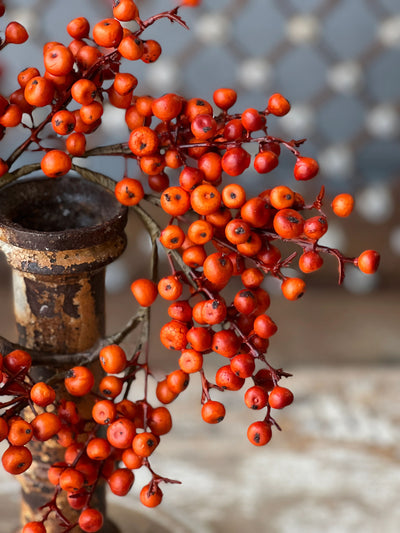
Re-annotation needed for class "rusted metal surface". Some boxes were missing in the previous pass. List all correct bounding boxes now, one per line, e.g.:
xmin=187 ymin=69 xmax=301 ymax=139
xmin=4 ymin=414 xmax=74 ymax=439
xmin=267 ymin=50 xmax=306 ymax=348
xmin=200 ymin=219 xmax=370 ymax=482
xmin=0 ymin=176 xmax=127 ymax=532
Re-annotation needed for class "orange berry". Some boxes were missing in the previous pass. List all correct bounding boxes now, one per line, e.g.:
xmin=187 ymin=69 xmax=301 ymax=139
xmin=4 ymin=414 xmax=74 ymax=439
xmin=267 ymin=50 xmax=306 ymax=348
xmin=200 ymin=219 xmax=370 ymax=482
xmin=140 ymin=483 xmax=163 ymax=507
xmin=132 ymin=432 xmax=158 ymax=457
xmin=52 ymin=110 xmax=76 ymax=135
xmin=147 ymin=406 xmax=172 ymax=436
xmin=8 ymin=419 xmax=33 ymax=446
xmin=241 ymin=107 xmax=266 ymax=132
xmin=254 ymin=150 xmax=279 ymax=173
xmin=244 ymin=385 xmax=269 ymax=410
xmin=2 ymin=445 xmax=32 ymax=474
xmin=201 ymin=298 xmax=227 ymax=325
xmin=253 ymin=315 xmax=278 ymax=339
xmin=268 ymin=386 xmax=294 ymax=409
xmin=201 ymin=400 xmax=225 ymax=424
xmin=71 ymin=79 xmax=97 ymax=105
xmin=222 ymin=183 xmax=246 ymax=209
xmin=59 ymin=467 xmax=85 ymax=492
xmin=270 ymin=185 xmax=295 ymax=209
xmin=241 ymin=268 xmax=264 ymax=289
xmin=5 ymin=22 xmax=28 ymax=44
xmin=158 ymin=276 xmax=183 ymax=301
xmin=78 ymin=508 xmax=104 ymax=533
xmin=92 ymin=18 xmax=123 ymax=48
xmin=203 ymin=252 xmax=233 ymax=287
xmin=179 ymin=349 xmax=203 ymax=374
xmin=247 ymin=421 xmax=272 ymax=446
xmin=108 ymin=468 xmax=135 ymax=496
xmin=215 ymin=365 xmax=245 ymax=391
xmin=30 ymin=382 xmax=56 ymax=407
xmin=190 ymin=184 xmax=221 ymax=215
xmin=152 ymin=93 xmax=183 ymax=121
xmin=0 ymin=104 xmax=22 ymax=128
xmin=225 ymin=219 xmax=251 ymax=245
xmin=160 ymin=186 xmax=190 ymax=216
xmin=356 ymin=250 xmax=380 ymax=274
xmin=221 ymin=146 xmax=251 ymax=176
xmin=22 ymin=522 xmax=46 ymax=533
xmin=99 ymin=344 xmax=127 ymax=374
xmin=156 ymin=379 xmax=178 ymax=404
xmin=299 ymin=250 xmax=323 ymax=273
xmin=86 ymin=438 xmax=111 ymax=461
xmin=159 ymin=224 xmax=185 ymax=249
xmin=281 ymin=277 xmax=306 ymax=301
xmin=114 ymin=177 xmax=144 ymax=206
xmin=273 ymin=209 xmax=304 ymax=239
xmin=303 ymin=215 xmax=328 ymax=240
xmin=76 ymin=45 xmax=102 ymax=70
xmin=230 ymin=353 xmax=255 ymax=379
xmin=331 ymin=193 xmax=354 ymax=217
xmin=267 ymin=93 xmax=290 ymax=116
xmin=294 ymin=156 xmax=319 ymax=181
xmin=118 ymin=35 xmax=144 ymax=60
xmin=31 ymin=412 xmax=61 ymax=441
xmin=122 ymin=448 xmax=143 ymax=469
xmin=198 ymin=151 xmax=222 ymax=182
xmin=107 ymin=86 xmax=133 ymax=109
xmin=44 ymin=44 xmax=74 ymax=76
xmin=130 ymin=278 xmax=158 ymax=307
xmin=99 ymin=375 xmax=123 ymax=399
xmin=66 ymin=132 xmax=86 ymax=156
xmin=17 ymin=67 xmax=40 ymax=89
xmin=166 ymin=369 xmax=189 ymax=394
xmin=241 ymin=197 xmax=273 ymax=228
xmin=92 ymin=399 xmax=117 ymax=425
xmin=128 ymin=126 xmax=159 ymax=156
xmin=24 ymin=76 xmax=54 ymax=107
xmin=107 ymin=418 xmax=136 ymax=449
xmin=40 ymin=150 xmax=71 ymax=178
xmin=66 ymin=17 xmax=90 ymax=39
xmin=213 ymin=87 xmax=237 ymax=110
xmin=113 ymin=0 xmax=139 ymax=22
xmin=141 ymin=39 xmax=162 ymax=63
xmin=125 ymin=104 xmax=146 ymax=130
xmin=65 ymin=366 xmax=94 ymax=396
xmin=212 ymin=329 xmax=240 ymax=357
xmin=113 ymin=72 xmax=138 ymax=95
xmin=160 ymin=321 xmax=188 ymax=351
xmin=79 ymin=101 xmax=104 ymax=125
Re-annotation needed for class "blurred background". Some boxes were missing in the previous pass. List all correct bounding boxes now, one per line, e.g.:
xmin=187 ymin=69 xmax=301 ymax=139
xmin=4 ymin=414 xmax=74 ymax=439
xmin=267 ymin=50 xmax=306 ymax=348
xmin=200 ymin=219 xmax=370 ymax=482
xmin=0 ymin=1 xmax=398 ymax=532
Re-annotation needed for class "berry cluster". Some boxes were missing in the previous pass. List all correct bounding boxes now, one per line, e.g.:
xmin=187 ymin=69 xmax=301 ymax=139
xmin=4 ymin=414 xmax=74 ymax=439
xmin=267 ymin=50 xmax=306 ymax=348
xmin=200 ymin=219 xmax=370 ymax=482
xmin=0 ymin=344 xmax=178 ymax=532
xmin=0 ymin=1 xmax=380 ymax=532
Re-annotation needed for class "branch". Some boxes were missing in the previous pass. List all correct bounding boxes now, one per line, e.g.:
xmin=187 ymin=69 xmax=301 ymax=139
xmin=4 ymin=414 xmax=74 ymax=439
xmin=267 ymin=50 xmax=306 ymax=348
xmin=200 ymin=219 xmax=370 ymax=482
xmin=0 ymin=162 xmax=41 ymax=189
xmin=71 ymin=163 xmax=116 ymax=192
xmin=135 ymin=7 xmax=189 ymax=35
xmin=80 ymin=143 xmax=131 ymax=158
xmin=105 ymin=308 xmax=147 ymax=346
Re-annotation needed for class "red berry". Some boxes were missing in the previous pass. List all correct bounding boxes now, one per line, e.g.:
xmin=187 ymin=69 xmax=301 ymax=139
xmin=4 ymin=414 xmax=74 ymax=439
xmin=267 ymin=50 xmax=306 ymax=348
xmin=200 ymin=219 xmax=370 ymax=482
xmin=247 ymin=421 xmax=272 ymax=446
xmin=294 ymin=157 xmax=319 ymax=181
xmin=78 ymin=508 xmax=104 ymax=532
xmin=356 ymin=250 xmax=380 ymax=274
xmin=267 ymin=93 xmax=290 ymax=116
xmin=268 ymin=386 xmax=294 ymax=409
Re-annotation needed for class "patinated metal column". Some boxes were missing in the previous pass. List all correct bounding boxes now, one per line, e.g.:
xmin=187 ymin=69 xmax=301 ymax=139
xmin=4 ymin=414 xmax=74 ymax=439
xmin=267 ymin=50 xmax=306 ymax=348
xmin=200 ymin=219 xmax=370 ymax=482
xmin=0 ymin=176 xmax=127 ymax=532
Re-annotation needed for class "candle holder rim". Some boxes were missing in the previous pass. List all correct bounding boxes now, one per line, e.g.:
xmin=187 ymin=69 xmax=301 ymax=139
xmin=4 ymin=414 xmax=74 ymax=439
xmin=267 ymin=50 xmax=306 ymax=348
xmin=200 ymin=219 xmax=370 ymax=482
xmin=0 ymin=175 xmax=128 ymax=252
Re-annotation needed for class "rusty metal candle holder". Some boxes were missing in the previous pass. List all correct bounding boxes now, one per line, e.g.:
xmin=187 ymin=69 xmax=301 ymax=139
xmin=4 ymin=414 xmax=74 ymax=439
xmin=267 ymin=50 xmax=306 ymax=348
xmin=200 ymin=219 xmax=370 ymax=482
xmin=0 ymin=176 xmax=127 ymax=532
